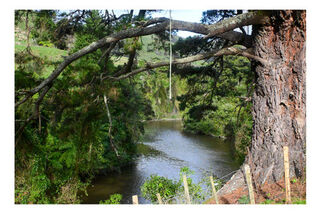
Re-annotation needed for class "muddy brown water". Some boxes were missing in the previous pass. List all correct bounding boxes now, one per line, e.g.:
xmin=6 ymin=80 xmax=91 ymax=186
xmin=81 ymin=120 xmax=240 ymax=204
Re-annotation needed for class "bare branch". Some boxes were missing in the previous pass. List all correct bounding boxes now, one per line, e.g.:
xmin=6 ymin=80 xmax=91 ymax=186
xmin=97 ymin=41 xmax=117 ymax=64
xmin=204 ymin=11 xmax=270 ymax=39
xmin=15 ymin=84 xmax=52 ymax=144
xmin=135 ymin=17 xmax=168 ymax=27
xmin=125 ymin=39 xmax=138 ymax=74
xmin=105 ymin=50 xmax=223 ymax=80
xmin=214 ymin=46 xmax=269 ymax=65
xmin=107 ymin=45 xmax=267 ymax=80
xmin=103 ymin=95 xmax=120 ymax=158
xmin=15 ymin=13 xmax=265 ymax=107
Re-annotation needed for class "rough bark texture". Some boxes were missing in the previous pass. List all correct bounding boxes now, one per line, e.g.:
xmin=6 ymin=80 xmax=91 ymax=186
xmin=218 ymin=10 xmax=306 ymax=195
xmin=250 ymin=10 xmax=306 ymax=185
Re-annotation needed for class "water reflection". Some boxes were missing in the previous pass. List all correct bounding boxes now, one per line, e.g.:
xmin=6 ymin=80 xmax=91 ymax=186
xmin=82 ymin=120 xmax=239 ymax=204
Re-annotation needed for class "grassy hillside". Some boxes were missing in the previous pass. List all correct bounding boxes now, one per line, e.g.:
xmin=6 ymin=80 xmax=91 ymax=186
xmin=113 ymin=34 xmax=170 ymax=67
xmin=138 ymin=34 xmax=206 ymax=67
xmin=15 ymin=44 xmax=68 ymax=79
xmin=15 ymin=26 xmax=186 ymax=119
xmin=15 ymin=25 xmax=68 ymax=79
xmin=138 ymin=35 xmax=169 ymax=62
xmin=15 ymin=29 xmax=178 ymax=74
xmin=15 ymin=44 xmax=67 ymax=61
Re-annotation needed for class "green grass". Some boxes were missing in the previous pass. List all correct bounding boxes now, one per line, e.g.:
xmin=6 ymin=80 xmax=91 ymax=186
xmin=260 ymin=197 xmax=306 ymax=204
xmin=15 ymin=39 xmax=68 ymax=79
xmin=238 ymin=195 xmax=250 ymax=204
xmin=14 ymin=30 xmax=183 ymax=79
xmin=138 ymin=35 xmax=169 ymax=62
xmin=111 ymin=35 xmax=172 ymax=67
xmin=138 ymin=35 xmax=209 ymax=67
xmin=292 ymin=198 xmax=306 ymax=204
xmin=15 ymin=44 xmax=67 ymax=61
xmin=110 ymin=56 xmax=128 ymax=66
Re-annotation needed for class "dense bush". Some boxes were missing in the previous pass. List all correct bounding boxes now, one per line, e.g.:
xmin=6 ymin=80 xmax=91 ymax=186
xmin=15 ymin=10 xmax=255 ymax=204
xmin=176 ymin=54 xmax=254 ymax=164
xmin=141 ymin=175 xmax=180 ymax=203
xmin=99 ymin=194 xmax=122 ymax=204
xmin=141 ymin=167 xmax=222 ymax=204
xmin=15 ymin=10 xmax=153 ymax=204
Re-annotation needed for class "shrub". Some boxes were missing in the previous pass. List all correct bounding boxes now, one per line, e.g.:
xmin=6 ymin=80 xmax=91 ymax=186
xmin=141 ymin=175 xmax=180 ymax=203
xmin=38 ymin=41 xmax=54 ymax=48
xmin=238 ymin=195 xmax=250 ymax=204
xmin=99 ymin=194 xmax=122 ymax=204
xmin=141 ymin=167 xmax=219 ymax=204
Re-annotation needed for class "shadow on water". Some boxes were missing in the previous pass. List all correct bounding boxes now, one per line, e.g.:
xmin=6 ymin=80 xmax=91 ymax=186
xmin=81 ymin=120 xmax=240 ymax=204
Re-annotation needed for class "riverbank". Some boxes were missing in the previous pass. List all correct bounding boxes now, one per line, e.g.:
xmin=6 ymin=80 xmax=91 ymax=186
xmin=182 ymin=128 xmax=227 ymax=140
xmin=206 ymin=177 xmax=306 ymax=204
xmin=144 ymin=118 xmax=228 ymax=139
xmin=142 ymin=118 xmax=182 ymax=122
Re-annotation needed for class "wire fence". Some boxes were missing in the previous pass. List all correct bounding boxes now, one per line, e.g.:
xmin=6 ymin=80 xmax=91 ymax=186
xmin=130 ymin=169 xmax=239 ymax=205
xmin=130 ymin=146 xmax=293 ymax=205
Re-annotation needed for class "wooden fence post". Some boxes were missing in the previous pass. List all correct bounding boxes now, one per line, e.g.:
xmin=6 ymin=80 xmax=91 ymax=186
xmin=156 ymin=193 xmax=163 ymax=204
xmin=244 ymin=164 xmax=255 ymax=204
xmin=209 ymin=176 xmax=219 ymax=204
xmin=182 ymin=174 xmax=191 ymax=204
xmin=132 ymin=195 xmax=139 ymax=205
xmin=283 ymin=146 xmax=292 ymax=204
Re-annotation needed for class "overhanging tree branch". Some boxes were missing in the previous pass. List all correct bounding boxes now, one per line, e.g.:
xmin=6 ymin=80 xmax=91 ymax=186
xmin=15 ymin=84 xmax=52 ymax=145
xmin=213 ymin=46 xmax=269 ymax=65
xmin=104 ymin=50 xmax=222 ymax=80
xmin=106 ymin=45 xmax=265 ymax=80
xmin=15 ymin=12 xmax=267 ymax=107
xmin=97 ymin=41 xmax=117 ymax=65
xmin=103 ymin=95 xmax=120 ymax=158
xmin=204 ymin=11 xmax=270 ymax=39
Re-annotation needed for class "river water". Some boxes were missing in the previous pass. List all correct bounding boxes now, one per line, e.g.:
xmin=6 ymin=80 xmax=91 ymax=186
xmin=81 ymin=120 xmax=240 ymax=204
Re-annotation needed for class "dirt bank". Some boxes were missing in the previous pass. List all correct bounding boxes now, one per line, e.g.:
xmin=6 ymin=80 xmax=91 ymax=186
xmin=207 ymin=178 xmax=306 ymax=204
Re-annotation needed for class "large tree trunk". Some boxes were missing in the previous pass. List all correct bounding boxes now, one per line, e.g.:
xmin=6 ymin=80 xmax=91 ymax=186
xmin=250 ymin=10 xmax=306 ymax=185
xmin=218 ymin=10 xmax=306 ymax=195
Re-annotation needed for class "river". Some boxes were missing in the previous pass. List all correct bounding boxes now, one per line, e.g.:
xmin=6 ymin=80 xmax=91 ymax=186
xmin=81 ymin=120 xmax=240 ymax=204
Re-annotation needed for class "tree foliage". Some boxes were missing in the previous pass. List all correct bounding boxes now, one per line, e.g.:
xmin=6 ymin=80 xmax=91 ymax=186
xmin=15 ymin=10 xmax=154 ymax=204
xmin=14 ymin=9 xmax=263 ymax=203
xmin=172 ymin=9 xmax=254 ymax=163
xmin=141 ymin=167 xmax=223 ymax=204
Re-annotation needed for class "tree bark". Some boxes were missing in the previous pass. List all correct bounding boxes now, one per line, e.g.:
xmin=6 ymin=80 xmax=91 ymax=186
xmin=204 ymin=11 xmax=270 ymax=39
xmin=103 ymin=95 xmax=120 ymax=158
xmin=218 ymin=10 xmax=306 ymax=196
xmin=250 ymin=10 xmax=306 ymax=185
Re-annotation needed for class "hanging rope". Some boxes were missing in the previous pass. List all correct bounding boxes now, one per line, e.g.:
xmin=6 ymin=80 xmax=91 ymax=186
xmin=169 ymin=10 xmax=172 ymax=100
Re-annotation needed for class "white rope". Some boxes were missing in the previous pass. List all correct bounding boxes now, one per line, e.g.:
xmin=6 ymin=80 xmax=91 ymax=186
xmin=169 ymin=10 xmax=172 ymax=100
